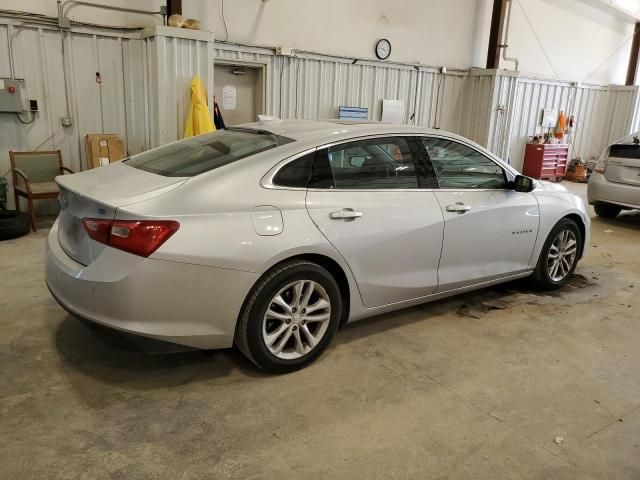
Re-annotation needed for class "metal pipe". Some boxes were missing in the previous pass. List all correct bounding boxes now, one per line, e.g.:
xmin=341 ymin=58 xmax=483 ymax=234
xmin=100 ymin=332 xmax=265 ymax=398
xmin=412 ymin=66 xmax=420 ymax=125
xmin=6 ymin=23 xmax=16 ymax=79
xmin=626 ymin=22 xmax=640 ymax=85
xmin=0 ymin=9 xmax=150 ymax=30
xmin=56 ymin=0 xmax=73 ymax=122
xmin=486 ymin=0 xmax=507 ymax=69
xmin=61 ymin=0 xmax=164 ymax=19
xmin=501 ymin=0 xmax=519 ymax=72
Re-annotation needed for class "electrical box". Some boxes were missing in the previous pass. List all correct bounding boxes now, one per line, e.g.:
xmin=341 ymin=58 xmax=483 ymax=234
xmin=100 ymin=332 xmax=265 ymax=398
xmin=0 ymin=78 xmax=24 ymax=113
xmin=275 ymin=46 xmax=295 ymax=57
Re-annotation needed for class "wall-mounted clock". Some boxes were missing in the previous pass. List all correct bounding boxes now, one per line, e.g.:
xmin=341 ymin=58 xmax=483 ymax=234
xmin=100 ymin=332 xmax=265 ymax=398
xmin=375 ymin=38 xmax=391 ymax=60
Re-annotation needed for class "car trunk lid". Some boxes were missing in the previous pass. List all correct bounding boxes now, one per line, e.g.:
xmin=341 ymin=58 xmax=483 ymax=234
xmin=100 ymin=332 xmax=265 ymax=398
xmin=605 ymin=143 xmax=640 ymax=186
xmin=56 ymin=162 xmax=187 ymax=265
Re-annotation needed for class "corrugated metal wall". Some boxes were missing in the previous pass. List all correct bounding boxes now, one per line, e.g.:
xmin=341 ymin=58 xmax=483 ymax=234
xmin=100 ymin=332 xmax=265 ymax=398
xmin=214 ymin=45 xmax=468 ymax=131
xmin=145 ymin=28 xmax=214 ymax=147
xmin=287 ymin=58 xmax=415 ymax=121
xmin=214 ymin=45 xmax=640 ymax=172
xmin=0 ymin=23 xmax=144 ymax=175
xmin=458 ymin=71 xmax=494 ymax=147
xmin=415 ymin=69 xmax=468 ymax=132
xmin=0 ymin=20 xmax=213 ymax=210
xmin=507 ymin=78 xmax=640 ymax=171
xmin=456 ymin=71 xmax=520 ymax=163
xmin=213 ymin=44 xmax=640 ymax=173
xmin=2 ymin=17 xmax=640 ymax=213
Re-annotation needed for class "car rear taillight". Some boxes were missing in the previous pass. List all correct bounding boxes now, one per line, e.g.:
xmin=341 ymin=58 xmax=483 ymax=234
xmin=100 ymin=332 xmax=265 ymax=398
xmin=82 ymin=218 xmax=179 ymax=257
xmin=594 ymin=148 xmax=610 ymax=174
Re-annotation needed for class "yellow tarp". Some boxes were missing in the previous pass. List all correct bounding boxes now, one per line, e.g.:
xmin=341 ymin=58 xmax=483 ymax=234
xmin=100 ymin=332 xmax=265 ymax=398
xmin=183 ymin=76 xmax=215 ymax=138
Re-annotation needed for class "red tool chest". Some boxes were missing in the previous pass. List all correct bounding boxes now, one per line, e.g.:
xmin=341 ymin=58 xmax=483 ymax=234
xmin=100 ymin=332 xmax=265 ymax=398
xmin=522 ymin=143 xmax=569 ymax=181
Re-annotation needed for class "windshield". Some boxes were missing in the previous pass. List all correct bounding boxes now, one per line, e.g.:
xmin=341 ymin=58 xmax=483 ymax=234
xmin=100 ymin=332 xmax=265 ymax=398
xmin=125 ymin=128 xmax=295 ymax=177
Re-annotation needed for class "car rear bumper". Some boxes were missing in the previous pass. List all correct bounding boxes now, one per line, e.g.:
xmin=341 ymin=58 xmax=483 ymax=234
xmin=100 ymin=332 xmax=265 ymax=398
xmin=45 ymin=221 xmax=259 ymax=349
xmin=588 ymin=172 xmax=640 ymax=209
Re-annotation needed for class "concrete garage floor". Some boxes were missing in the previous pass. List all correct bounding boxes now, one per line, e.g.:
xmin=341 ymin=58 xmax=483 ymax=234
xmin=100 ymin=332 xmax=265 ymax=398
xmin=1 ymin=182 xmax=639 ymax=479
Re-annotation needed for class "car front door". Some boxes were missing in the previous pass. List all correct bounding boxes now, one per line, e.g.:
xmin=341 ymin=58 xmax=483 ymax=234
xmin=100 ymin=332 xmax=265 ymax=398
xmin=305 ymin=136 xmax=444 ymax=308
xmin=421 ymin=136 xmax=540 ymax=292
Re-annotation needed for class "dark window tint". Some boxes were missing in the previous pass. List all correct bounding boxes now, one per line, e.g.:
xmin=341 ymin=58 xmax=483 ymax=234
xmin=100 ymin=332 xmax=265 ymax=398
xmin=126 ymin=128 xmax=295 ymax=177
xmin=273 ymin=152 xmax=314 ymax=187
xmin=422 ymin=137 xmax=506 ymax=189
xmin=309 ymin=150 xmax=335 ymax=189
xmin=610 ymin=144 xmax=640 ymax=159
xmin=313 ymin=137 xmax=430 ymax=189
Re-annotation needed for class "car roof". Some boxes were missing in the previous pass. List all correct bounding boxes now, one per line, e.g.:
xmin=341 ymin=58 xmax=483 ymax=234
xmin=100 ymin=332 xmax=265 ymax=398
xmin=226 ymin=119 xmax=518 ymax=176
xmin=236 ymin=119 xmax=434 ymax=145
xmin=183 ymin=119 xmax=520 ymax=186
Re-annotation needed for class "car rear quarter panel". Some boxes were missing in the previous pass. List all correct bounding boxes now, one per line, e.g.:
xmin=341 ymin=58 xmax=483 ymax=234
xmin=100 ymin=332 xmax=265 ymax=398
xmin=115 ymin=167 xmax=365 ymax=319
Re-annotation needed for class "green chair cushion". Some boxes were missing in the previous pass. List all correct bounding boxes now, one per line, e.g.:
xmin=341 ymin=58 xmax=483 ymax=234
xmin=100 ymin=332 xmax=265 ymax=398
xmin=14 ymin=154 xmax=60 ymax=183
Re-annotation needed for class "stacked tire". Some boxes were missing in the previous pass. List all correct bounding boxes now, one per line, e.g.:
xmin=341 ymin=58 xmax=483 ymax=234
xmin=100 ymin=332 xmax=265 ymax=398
xmin=0 ymin=210 xmax=31 ymax=240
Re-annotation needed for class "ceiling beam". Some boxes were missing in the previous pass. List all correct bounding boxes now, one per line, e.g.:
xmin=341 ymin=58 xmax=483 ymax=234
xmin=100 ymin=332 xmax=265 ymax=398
xmin=167 ymin=0 xmax=182 ymax=16
xmin=486 ymin=0 xmax=508 ymax=70
xmin=626 ymin=22 xmax=640 ymax=85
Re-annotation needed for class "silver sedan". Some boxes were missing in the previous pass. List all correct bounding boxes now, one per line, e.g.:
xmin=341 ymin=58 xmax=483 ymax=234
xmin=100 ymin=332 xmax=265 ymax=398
xmin=46 ymin=121 xmax=590 ymax=372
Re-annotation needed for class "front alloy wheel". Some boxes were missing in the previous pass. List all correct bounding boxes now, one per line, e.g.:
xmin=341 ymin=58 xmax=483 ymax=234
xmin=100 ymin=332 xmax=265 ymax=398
xmin=547 ymin=229 xmax=578 ymax=282
xmin=533 ymin=218 xmax=582 ymax=289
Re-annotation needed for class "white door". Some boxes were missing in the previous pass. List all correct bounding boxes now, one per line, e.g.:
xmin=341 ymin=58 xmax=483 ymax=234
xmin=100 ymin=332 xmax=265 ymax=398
xmin=420 ymin=137 xmax=540 ymax=292
xmin=213 ymin=65 xmax=260 ymax=126
xmin=306 ymin=136 xmax=444 ymax=307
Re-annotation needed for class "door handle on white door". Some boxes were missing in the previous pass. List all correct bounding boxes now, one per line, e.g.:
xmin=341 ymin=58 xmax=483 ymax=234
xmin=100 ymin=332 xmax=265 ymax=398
xmin=329 ymin=209 xmax=363 ymax=220
xmin=446 ymin=202 xmax=471 ymax=213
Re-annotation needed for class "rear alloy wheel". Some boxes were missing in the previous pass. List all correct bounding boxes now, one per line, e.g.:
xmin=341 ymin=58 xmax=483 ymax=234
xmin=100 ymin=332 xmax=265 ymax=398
xmin=262 ymin=280 xmax=332 ymax=360
xmin=532 ymin=218 xmax=582 ymax=289
xmin=594 ymin=203 xmax=621 ymax=219
xmin=235 ymin=260 xmax=342 ymax=373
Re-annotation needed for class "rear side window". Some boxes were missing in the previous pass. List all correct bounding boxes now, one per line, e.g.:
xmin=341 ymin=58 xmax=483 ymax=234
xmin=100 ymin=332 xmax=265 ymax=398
xmin=310 ymin=137 xmax=434 ymax=189
xmin=126 ymin=128 xmax=295 ymax=177
xmin=273 ymin=152 xmax=314 ymax=187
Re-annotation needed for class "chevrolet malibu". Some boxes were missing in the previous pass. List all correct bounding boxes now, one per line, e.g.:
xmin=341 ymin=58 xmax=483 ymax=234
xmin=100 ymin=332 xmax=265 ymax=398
xmin=46 ymin=120 xmax=590 ymax=372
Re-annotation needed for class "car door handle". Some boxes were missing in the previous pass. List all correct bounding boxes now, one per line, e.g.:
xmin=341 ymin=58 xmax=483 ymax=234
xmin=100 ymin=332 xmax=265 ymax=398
xmin=446 ymin=203 xmax=471 ymax=213
xmin=329 ymin=209 xmax=363 ymax=220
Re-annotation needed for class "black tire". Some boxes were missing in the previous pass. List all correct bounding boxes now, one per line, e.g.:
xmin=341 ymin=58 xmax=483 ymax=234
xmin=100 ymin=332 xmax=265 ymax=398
xmin=532 ymin=218 xmax=582 ymax=290
xmin=594 ymin=203 xmax=621 ymax=219
xmin=235 ymin=260 xmax=342 ymax=373
xmin=0 ymin=210 xmax=31 ymax=240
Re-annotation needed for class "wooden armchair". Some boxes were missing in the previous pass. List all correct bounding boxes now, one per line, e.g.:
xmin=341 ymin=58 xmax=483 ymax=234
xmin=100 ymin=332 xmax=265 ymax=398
xmin=9 ymin=150 xmax=74 ymax=232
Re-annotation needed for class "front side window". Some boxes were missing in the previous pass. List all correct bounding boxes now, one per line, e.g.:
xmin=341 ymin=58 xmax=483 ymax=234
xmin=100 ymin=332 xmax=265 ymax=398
xmin=312 ymin=137 xmax=431 ymax=189
xmin=422 ymin=137 xmax=506 ymax=189
xmin=126 ymin=128 xmax=295 ymax=177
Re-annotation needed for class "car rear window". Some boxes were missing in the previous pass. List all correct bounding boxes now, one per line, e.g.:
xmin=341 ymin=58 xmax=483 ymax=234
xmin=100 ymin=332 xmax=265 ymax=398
xmin=125 ymin=128 xmax=295 ymax=177
xmin=609 ymin=144 xmax=640 ymax=159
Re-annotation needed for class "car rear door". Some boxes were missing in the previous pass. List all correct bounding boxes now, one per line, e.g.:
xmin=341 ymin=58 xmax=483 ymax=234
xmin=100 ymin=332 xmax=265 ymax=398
xmin=605 ymin=144 xmax=640 ymax=187
xmin=420 ymin=136 xmax=540 ymax=292
xmin=305 ymin=136 xmax=444 ymax=308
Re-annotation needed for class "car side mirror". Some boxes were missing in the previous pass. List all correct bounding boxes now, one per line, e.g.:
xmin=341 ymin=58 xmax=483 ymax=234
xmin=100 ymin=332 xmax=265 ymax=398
xmin=514 ymin=175 xmax=535 ymax=192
